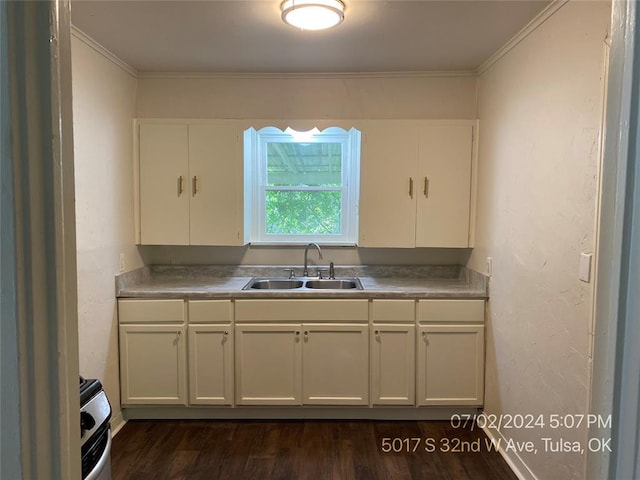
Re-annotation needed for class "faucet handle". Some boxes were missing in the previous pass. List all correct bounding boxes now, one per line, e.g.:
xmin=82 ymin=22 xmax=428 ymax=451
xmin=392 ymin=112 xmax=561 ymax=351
xmin=316 ymin=268 xmax=329 ymax=279
xmin=329 ymin=261 xmax=335 ymax=279
xmin=283 ymin=268 xmax=296 ymax=279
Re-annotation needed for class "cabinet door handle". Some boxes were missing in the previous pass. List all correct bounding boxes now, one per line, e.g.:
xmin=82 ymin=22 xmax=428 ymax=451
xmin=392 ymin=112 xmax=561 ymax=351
xmin=375 ymin=330 xmax=380 ymax=341
xmin=178 ymin=176 xmax=184 ymax=196
xmin=423 ymin=177 xmax=429 ymax=198
xmin=304 ymin=331 xmax=309 ymax=342
xmin=192 ymin=176 xmax=198 ymax=196
xmin=409 ymin=177 xmax=414 ymax=198
xmin=295 ymin=331 xmax=300 ymax=342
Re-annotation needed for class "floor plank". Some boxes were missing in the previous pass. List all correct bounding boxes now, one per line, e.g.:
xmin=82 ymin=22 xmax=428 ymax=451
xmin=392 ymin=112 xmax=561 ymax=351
xmin=111 ymin=420 xmax=517 ymax=480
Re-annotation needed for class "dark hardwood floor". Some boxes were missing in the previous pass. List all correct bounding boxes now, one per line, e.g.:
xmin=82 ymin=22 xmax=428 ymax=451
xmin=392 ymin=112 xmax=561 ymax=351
xmin=111 ymin=420 xmax=517 ymax=480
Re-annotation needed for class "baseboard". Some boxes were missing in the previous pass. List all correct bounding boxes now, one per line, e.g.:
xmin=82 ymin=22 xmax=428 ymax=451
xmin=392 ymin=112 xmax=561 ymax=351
xmin=110 ymin=411 xmax=127 ymax=437
xmin=481 ymin=425 xmax=538 ymax=480
xmin=122 ymin=406 xmax=481 ymax=421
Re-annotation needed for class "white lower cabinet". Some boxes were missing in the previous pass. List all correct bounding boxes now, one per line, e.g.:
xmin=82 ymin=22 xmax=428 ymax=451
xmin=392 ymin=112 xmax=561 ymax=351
xmin=370 ymin=299 xmax=416 ymax=405
xmin=303 ymin=324 xmax=369 ymax=405
xmin=371 ymin=325 xmax=416 ymax=405
xmin=235 ymin=323 xmax=369 ymax=406
xmin=234 ymin=299 xmax=369 ymax=406
xmin=117 ymin=297 xmax=486 ymax=412
xmin=417 ymin=299 xmax=485 ymax=406
xmin=187 ymin=300 xmax=234 ymax=405
xmin=118 ymin=299 xmax=187 ymax=405
xmin=119 ymin=324 xmax=187 ymax=405
xmin=188 ymin=324 xmax=234 ymax=405
xmin=235 ymin=324 xmax=303 ymax=405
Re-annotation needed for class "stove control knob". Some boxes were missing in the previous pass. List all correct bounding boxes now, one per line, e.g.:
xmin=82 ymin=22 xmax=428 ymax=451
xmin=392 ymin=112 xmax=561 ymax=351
xmin=80 ymin=411 xmax=96 ymax=437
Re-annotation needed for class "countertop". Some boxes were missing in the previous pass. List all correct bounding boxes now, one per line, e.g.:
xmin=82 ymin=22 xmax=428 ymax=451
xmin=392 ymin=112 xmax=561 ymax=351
xmin=116 ymin=265 xmax=488 ymax=299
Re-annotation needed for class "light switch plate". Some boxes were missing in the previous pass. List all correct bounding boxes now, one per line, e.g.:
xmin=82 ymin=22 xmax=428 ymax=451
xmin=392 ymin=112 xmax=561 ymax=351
xmin=486 ymin=257 xmax=493 ymax=277
xmin=119 ymin=253 xmax=125 ymax=273
xmin=579 ymin=253 xmax=592 ymax=283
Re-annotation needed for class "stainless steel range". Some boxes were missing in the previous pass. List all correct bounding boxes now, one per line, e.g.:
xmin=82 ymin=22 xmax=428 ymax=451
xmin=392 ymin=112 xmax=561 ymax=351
xmin=80 ymin=377 xmax=112 ymax=480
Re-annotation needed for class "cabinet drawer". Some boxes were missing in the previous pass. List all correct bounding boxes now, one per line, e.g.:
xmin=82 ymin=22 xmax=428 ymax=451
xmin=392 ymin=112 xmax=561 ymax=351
xmin=418 ymin=299 xmax=484 ymax=323
xmin=371 ymin=300 xmax=415 ymax=322
xmin=118 ymin=299 xmax=185 ymax=324
xmin=188 ymin=300 xmax=233 ymax=323
xmin=235 ymin=300 xmax=368 ymax=322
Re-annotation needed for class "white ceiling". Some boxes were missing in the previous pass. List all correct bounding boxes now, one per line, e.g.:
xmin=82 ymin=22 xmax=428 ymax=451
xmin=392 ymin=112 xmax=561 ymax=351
xmin=71 ymin=0 xmax=551 ymax=74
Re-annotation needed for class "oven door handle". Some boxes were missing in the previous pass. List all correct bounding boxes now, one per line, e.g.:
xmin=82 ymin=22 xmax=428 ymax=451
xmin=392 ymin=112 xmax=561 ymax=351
xmin=84 ymin=432 xmax=111 ymax=480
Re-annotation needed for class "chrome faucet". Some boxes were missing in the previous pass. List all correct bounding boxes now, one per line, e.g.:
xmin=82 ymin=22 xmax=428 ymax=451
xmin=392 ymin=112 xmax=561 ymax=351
xmin=303 ymin=242 xmax=323 ymax=277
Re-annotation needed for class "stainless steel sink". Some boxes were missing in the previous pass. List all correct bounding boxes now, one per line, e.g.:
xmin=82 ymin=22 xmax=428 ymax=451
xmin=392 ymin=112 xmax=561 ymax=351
xmin=242 ymin=277 xmax=363 ymax=290
xmin=305 ymin=279 xmax=363 ymax=290
xmin=243 ymin=278 xmax=304 ymax=290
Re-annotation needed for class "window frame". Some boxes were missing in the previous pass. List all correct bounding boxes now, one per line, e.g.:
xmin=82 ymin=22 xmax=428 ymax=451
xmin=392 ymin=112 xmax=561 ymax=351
xmin=244 ymin=126 xmax=361 ymax=244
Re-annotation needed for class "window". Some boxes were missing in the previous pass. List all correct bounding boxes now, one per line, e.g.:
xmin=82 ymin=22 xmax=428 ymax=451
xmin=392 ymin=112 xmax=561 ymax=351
xmin=244 ymin=126 xmax=360 ymax=244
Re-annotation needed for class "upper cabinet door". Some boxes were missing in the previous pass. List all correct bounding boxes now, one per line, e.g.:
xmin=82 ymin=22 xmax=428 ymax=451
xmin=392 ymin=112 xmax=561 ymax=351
xmin=188 ymin=122 xmax=242 ymax=246
xmin=359 ymin=121 xmax=419 ymax=247
xmin=139 ymin=124 xmax=190 ymax=245
xmin=416 ymin=124 xmax=473 ymax=247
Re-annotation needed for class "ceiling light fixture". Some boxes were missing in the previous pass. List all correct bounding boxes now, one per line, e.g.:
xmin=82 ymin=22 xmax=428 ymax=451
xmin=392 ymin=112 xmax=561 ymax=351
xmin=280 ymin=0 xmax=345 ymax=31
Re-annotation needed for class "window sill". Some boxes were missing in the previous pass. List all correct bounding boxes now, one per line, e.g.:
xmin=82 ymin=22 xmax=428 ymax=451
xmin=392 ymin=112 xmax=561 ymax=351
xmin=248 ymin=242 xmax=358 ymax=248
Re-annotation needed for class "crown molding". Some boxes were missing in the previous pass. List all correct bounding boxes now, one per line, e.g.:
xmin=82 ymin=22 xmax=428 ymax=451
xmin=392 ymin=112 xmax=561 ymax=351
xmin=70 ymin=25 xmax=138 ymax=77
xmin=477 ymin=0 xmax=569 ymax=75
xmin=136 ymin=70 xmax=478 ymax=80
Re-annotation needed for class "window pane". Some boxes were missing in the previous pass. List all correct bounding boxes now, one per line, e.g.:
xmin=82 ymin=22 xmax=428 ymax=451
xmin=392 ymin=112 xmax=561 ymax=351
xmin=265 ymin=190 xmax=342 ymax=235
xmin=267 ymin=143 xmax=342 ymax=187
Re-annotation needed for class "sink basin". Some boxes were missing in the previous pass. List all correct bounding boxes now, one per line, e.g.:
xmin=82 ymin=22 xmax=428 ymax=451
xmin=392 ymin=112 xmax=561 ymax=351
xmin=244 ymin=278 xmax=304 ymax=290
xmin=305 ymin=278 xmax=363 ymax=290
xmin=242 ymin=277 xmax=364 ymax=290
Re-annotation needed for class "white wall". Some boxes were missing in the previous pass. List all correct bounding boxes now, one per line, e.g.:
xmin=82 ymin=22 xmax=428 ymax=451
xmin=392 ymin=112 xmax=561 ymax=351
xmin=72 ymin=34 xmax=143 ymax=429
xmin=139 ymin=245 xmax=469 ymax=266
xmin=136 ymin=73 xmax=478 ymax=265
xmin=468 ymin=2 xmax=610 ymax=478
xmin=136 ymin=75 xmax=477 ymax=119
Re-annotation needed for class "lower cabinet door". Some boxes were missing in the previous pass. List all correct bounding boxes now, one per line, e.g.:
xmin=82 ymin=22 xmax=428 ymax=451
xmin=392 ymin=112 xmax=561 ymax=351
xmin=371 ymin=324 xmax=415 ymax=405
xmin=119 ymin=324 xmax=187 ymax=405
xmin=188 ymin=324 xmax=234 ymax=405
xmin=302 ymin=324 xmax=369 ymax=405
xmin=417 ymin=324 xmax=484 ymax=406
xmin=235 ymin=324 xmax=302 ymax=405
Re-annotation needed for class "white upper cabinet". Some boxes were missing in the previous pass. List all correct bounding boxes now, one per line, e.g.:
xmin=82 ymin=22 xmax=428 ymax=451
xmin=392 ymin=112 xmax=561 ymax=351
xmin=358 ymin=121 xmax=419 ymax=248
xmin=139 ymin=123 xmax=190 ymax=245
xmin=416 ymin=124 xmax=473 ymax=247
xmin=359 ymin=120 xmax=477 ymax=248
xmin=137 ymin=120 xmax=244 ymax=246
xmin=188 ymin=123 xmax=243 ymax=245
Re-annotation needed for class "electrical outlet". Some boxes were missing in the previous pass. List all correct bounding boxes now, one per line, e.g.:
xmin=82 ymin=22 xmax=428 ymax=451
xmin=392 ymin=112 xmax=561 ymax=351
xmin=486 ymin=257 xmax=493 ymax=277
xmin=119 ymin=253 xmax=125 ymax=273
